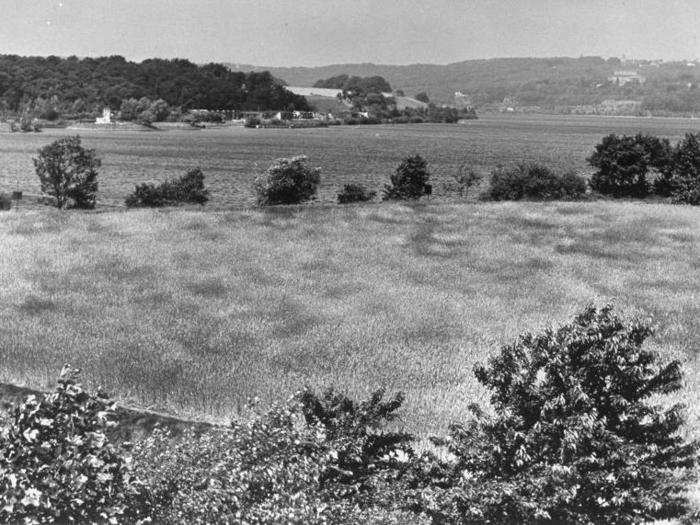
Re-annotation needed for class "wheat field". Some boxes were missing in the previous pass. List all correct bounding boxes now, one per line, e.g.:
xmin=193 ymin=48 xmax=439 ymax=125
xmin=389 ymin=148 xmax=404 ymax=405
xmin=1 ymin=200 xmax=698 ymax=436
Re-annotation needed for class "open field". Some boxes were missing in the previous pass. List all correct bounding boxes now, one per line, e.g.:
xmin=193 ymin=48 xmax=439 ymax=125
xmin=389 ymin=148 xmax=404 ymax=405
xmin=1 ymin=201 xmax=698 ymax=436
xmin=1 ymin=114 xmax=699 ymax=207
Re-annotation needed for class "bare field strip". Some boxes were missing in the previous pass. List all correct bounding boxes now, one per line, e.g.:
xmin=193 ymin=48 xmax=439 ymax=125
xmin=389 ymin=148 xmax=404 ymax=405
xmin=2 ymin=114 xmax=699 ymax=208
xmin=1 ymin=201 xmax=698 ymax=436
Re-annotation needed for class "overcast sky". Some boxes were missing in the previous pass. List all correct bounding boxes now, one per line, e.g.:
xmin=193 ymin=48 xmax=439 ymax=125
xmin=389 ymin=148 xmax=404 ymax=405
xmin=2 ymin=0 xmax=699 ymax=66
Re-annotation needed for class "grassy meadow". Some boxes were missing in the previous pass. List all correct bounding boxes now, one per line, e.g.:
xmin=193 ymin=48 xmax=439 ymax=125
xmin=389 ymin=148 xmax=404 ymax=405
xmin=1 ymin=201 xmax=698 ymax=436
xmin=2 ymin=114 xmax=699 ymax=207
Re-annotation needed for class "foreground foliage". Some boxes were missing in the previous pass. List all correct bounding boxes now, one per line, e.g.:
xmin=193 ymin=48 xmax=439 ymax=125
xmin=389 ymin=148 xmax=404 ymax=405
xmin=1 ymin=305 xmax=697 ymax=523
xmin=0 ymin=366 xmax=147 ymax=523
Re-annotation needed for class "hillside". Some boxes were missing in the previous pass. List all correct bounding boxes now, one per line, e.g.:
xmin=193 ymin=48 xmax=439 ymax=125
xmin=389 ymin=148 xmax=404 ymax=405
xmin=228 ymin=57 xmax=700 ymax=115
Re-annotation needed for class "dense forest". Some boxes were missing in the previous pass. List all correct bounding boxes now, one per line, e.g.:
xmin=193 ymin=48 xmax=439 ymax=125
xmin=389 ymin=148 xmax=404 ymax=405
xmin=231 ymin=57 xmax=700 ymax=115
xmin=0 ymin=55 xmax=309 ymax=117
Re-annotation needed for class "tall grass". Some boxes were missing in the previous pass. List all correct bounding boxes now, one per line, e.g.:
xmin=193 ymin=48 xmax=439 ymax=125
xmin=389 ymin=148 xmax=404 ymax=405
xmin=0 ymin=201 xmax=698 ymax=436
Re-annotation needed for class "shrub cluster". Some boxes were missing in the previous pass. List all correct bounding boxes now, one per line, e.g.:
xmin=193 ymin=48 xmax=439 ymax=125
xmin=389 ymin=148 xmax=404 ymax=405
xmin=487 ymin=163 xmax=587 ymax=201
xmin=1 ymin=306 xmax=697 ymax=524
xmin=337 ymin=183 xmax=376 ymax=204
xmin=254 ymin=155 xmax=321 ymax=206
xmin=588 ymin=132 xmax=700 ymax=203
xmin=125 ymin=168 xmax=209 ymax=207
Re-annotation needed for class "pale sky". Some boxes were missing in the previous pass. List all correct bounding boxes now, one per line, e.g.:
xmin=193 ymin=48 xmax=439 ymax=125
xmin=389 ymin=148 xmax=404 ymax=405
xmin=2 ymin=0 xmax=699 ymax=66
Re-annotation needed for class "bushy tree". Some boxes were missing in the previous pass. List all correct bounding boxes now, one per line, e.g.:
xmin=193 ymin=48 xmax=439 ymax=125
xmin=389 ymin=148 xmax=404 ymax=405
xmin=383 ymin=154 xmax=432 ymax=200
xmin=428 ymin=305 xmax=698 ymax=523
xmin=0 ymin=192 xmax=11 ymax=211
xmin=588 ymin=133 xmax=671 ymax=198
xmin=33 ymin=136 xmax=100 ymax=209
xmin=254 ymin=155 xmax=320 ymax=206
xmin=0 ymin=366 xmax=148 ymax=523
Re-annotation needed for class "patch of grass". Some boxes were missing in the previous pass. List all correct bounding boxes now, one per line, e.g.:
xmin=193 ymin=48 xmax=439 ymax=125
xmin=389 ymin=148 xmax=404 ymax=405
xmin=0 ymin=202 xmax=698 ymax=438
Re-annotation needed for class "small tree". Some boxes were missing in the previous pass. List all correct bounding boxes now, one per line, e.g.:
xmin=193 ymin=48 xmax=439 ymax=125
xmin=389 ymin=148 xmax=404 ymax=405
xmin=588 ymin=133 xmax=670 ymax=198
xmin=431 ymin=305 xmax=698 ymax=523
xmin=33 ymin=136 xmax=100 ymax=209
xmin=254 ymin=155 xmax=320 ymax=206
xmin=383 ymin=155 xmax=432 ymax=200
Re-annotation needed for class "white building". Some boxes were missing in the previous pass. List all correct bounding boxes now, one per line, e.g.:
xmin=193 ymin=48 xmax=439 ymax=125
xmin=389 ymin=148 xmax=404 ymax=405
xmin=95 ymin=108 xmax=112 ymax=124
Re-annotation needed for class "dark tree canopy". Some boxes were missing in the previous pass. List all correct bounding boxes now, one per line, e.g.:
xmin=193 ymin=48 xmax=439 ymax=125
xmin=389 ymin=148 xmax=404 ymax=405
xmin=0 ymin=55 xmax=309 ymax=114
xmin=313 ymin=74 xmax=392 ymax=95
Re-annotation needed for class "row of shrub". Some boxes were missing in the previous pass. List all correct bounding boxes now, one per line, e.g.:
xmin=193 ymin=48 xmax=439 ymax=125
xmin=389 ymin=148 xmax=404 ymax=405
xmin=1 ymin=305 xmax=697 ymax=523
xmin=590 ymin=132 xmax=700 ymax=204
xmin=8 ymin=131 xmax=699 ymax=211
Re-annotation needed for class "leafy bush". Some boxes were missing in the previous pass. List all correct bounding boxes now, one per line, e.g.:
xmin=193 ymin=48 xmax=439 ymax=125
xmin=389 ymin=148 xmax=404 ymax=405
xmin=425 ymin=304 xmax=698 ymax=523
xmin=33 ymin=136 xmax=100 ymax=209
xmin=337 ymin=183 xmax=376 ymax=204
xmin=383 ymin=154 xmax=432 ymax=200
xmin=125 ymin=168 xmax=209 ymax=207
xmin=254 ymin=155 xmax=320 ymax=206
xmin=0 ymin=193 xmax=11 ymax=211
xmin=588 ymin=133 xmax=671 ymax=198
xmin=664 ymin=132 xmax=700 ymax=204
xmin=486 ymin=163 xmax=586 ymax=201
xmin=0 ymin=366 xmax=148 ymax=523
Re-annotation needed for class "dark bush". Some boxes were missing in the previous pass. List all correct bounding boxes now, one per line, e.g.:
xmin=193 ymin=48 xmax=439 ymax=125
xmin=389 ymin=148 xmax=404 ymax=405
xmin=0 ymin=193 xmax=11 ymax=211
xmin=383 ymin=154 xmax=432 ymax=200
xmin=665 ymin=132 xmax=700 ymax=204
xmin=337 ymin=183 xmax=376 ymax=204
xmin=588 ymin=133 xmax=671 ymax=198
xmin=125 ymin=168 xmax=209 ymax=207
xmin=487 ymin=163 xmax=586 ymax=201
xmin=254 ymin=155 xmax=320 ymax=206
xmin=0 ymin=366 xmax=148 ymax=523
xmin=425 ymin=304 xmax=699 ymax=523
xmin=33 ymin=136 xmax=99 ymax=209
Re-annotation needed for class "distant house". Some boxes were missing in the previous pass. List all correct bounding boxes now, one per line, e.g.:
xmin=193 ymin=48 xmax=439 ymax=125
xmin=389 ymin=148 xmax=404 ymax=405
xmin=95 ymin=108 xmax=112 ymax=124
xmin=608 ymin=70 xmax=645 ymax=85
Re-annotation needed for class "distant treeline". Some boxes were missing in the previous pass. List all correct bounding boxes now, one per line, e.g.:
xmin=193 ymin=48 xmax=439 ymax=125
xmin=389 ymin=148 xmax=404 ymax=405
xmin=233 ymin=57 xmax=700 ymax=115
xmin=0 ymin=55 xmax=310 ymax=116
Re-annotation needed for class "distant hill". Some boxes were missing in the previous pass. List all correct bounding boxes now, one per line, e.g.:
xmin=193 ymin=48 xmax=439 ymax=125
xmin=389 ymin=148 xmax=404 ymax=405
xmin=228 ymin=57 xmax=700 ymax=115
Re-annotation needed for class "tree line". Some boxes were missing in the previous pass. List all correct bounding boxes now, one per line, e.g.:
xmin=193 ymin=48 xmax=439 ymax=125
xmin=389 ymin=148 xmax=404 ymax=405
xmin=0 ymin=55 xmax=310 ymax=118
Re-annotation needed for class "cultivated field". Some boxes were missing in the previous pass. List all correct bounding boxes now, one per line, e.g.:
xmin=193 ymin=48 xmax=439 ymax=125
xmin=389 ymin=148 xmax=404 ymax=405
xmin=1 ymin=114 xmax=698 ymax=207
xmin=1 ymin=201 xmax=698 ymax=436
